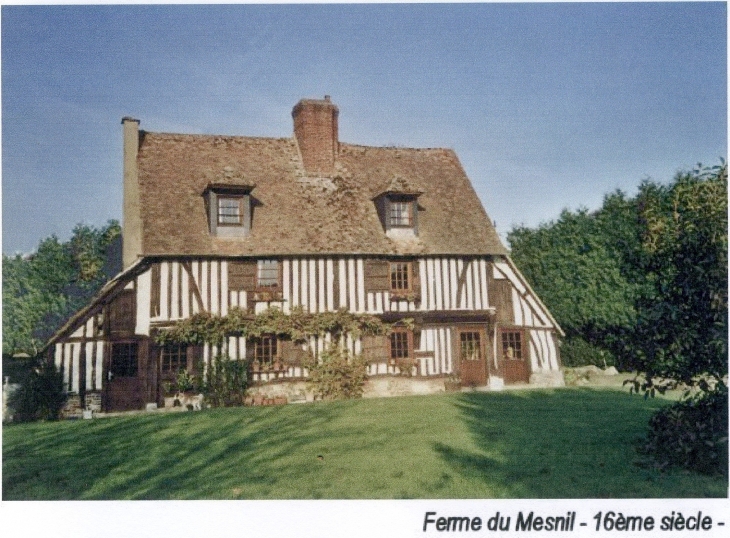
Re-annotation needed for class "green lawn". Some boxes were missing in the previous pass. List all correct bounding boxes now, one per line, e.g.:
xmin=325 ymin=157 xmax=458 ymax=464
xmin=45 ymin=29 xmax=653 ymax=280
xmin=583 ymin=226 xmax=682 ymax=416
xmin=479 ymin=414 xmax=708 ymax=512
xmin=3 ymin=388 xmax=726 ymax=499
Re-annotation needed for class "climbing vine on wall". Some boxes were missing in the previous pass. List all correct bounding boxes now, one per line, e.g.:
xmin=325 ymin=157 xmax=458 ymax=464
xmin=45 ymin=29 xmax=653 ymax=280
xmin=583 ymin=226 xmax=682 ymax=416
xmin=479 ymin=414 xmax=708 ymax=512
xmin=154 ymin=306 xmax=402 ymax=347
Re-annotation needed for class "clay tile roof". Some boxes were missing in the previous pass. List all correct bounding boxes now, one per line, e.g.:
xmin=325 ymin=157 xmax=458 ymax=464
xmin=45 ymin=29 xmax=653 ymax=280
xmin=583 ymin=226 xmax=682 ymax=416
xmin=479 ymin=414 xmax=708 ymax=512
xmin=136 ymin=132 xmax=507 ymax=257
xmin=374 ymin=175 xmax=424 ymax=198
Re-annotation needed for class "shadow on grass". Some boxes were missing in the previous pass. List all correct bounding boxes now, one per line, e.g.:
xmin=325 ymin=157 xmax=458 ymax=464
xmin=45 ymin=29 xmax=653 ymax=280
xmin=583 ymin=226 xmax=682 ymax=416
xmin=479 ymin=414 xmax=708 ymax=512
xmin=3 ymin=401 xmax=350 ymax=500
xmin=4 ymin=388 xmax=727 ymax=499
xmin=436 ymin=388 xmax=727 ymax=498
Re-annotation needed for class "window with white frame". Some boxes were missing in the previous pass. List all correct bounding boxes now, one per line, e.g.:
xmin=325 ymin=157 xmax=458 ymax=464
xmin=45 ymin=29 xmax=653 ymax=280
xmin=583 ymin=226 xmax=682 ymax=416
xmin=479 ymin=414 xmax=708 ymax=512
xmin=389 ymin=199 xmax=413 ymax=227
xmin=217 ymin=196 xmax=243 ymax=225
xmin=256 ymin=260 xmax=280 ymax=288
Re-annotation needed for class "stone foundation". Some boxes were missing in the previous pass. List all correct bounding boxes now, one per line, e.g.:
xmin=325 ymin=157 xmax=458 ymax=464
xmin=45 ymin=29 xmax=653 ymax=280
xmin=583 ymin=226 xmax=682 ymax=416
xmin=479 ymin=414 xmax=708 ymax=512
xmin=247 ymin=380 xmax=311 ymax=403
xmin=60 ymin=391 xmax=103 ymax=419
xmin=362 ymin=376 xmax=447 ymax=398
xmin=85 ymin=392 xmax=102 ymax=412
xmin=61 ymin=394 xmax=83 ymax=418
xmin=529 ymin=370 xmax=566 ymax=388
xmin=247 ymin=376 xmax=454 ymax=401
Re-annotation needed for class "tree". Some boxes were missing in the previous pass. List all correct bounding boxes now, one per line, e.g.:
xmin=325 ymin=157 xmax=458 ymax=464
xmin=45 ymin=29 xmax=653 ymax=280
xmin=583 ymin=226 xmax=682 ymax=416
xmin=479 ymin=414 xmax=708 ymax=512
xmin=508 ymin=206 xmax=640 ymax=366
xmin=630 ymin=162 xmax=728 ymax=388
xmin=2 ymin=220 xmax=121 ymax=356
xmin=510 ymin=160 xmax=727 ymax=474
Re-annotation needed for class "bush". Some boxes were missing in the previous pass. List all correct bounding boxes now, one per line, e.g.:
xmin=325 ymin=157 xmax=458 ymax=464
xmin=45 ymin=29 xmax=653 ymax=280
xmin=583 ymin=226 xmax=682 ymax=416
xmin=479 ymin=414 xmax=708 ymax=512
xmin=304 ymin=345 xmax=368 ymax=400
xmin=175 ymin=369 xmax=200 ymax=393
xmin=639 ymin=385 xmax=728 ymax=476
xmin=203 ymin=354 xmax=248 ymax=407
xmin=6 ymin=360 xmax=67 ymax=422
xmin=560 ymin=336 xmax=616 ymax=368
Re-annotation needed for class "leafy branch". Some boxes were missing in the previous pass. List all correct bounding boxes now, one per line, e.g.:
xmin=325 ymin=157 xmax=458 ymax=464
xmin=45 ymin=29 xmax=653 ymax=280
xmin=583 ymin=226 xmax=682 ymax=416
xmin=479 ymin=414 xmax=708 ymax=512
xmin=154 ymin=306 xmax=395 ymax=346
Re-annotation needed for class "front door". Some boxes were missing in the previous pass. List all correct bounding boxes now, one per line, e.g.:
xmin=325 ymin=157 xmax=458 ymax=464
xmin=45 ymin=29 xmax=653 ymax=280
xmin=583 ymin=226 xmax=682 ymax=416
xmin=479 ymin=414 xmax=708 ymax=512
xmin=499 ymin=329 xmax=530 ymax=384
xmin=458 ymin=327 xmax=488 ymax=386
xmin=106 ymin=342 xmax=144 ymax=411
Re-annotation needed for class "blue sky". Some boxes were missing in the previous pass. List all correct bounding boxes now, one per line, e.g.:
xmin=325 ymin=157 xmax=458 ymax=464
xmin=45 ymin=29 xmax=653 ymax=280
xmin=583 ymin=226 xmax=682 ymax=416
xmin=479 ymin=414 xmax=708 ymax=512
xmin=2 ymin=2 xmax=727 ymax=255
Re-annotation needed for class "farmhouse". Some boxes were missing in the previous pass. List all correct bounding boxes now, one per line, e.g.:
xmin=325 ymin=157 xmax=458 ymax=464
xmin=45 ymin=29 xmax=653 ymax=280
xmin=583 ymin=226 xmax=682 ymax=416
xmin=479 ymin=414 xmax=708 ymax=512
xmin=44 ymin=96 xmax=564 ymax=413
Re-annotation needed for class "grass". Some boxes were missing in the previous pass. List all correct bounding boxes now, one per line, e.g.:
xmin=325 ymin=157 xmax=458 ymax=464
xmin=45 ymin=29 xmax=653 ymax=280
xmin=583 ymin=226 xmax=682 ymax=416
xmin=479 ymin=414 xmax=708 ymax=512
xmin=3 ymin=387 xmax=726 ymax=500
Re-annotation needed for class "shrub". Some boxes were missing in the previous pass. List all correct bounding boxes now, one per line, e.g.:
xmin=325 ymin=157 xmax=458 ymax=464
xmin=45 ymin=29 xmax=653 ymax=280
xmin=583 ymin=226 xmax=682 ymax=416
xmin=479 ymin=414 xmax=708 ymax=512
xmin=175 ymin=369 xmax=199 ymax=393
xmin=304 ymin=345 xmax=368 ymax=400
xmin=560 ymin=336 xmax=616 ymax=368
xmin=203 ymin=354 xmax=248 ymax=407
xmin=639 ymin=384 xmax=728 ymax=476
xmin=6 ymin=360 xmax=67 ymax=422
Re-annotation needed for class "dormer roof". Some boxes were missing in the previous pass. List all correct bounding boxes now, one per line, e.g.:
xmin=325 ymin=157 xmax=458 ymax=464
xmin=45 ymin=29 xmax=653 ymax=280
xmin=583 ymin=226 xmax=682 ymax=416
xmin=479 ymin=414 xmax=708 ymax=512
xmin=373 ymin=175 xmax=424 ymax=199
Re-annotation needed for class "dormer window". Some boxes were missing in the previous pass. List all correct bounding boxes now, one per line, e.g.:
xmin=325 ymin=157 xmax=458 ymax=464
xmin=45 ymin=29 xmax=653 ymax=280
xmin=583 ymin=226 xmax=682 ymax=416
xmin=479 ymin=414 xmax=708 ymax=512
xmin=389 ymin=198 xmax=413 ymax=227
xmin=218 ymin=196 xmax=244 ymax=225
xmin=204 ymin=182 xmax=255 ymax=238
xmin=373 ymin=176 xmax=423 ymax=237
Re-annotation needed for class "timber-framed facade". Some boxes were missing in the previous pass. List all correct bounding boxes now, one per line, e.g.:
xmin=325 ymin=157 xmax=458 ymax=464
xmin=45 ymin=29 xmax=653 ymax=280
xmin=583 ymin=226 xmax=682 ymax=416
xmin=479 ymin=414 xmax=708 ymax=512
xmin=44 ymin=96 xmax=564 ymax=413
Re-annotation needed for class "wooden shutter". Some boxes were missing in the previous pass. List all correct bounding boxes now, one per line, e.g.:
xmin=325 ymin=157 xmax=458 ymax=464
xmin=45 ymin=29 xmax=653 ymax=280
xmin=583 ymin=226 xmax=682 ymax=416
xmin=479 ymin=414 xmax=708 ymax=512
xmin=187 ymin=345 xmax=203 ymax=374
xmin=411 ymin=260 xmax=421 ymax=296
xmin=489 ymin=275 xmax=514 ymax=324
xmin=361 ymin=334 xmax=388 ymax=362
xmin=228 ymin=260 xmax=257 ymax=291
xmin=364 ymin=259 xmax=390 ymax=292
xmin=279 ymin=339 xmax=310 ymax=365
xmin=108 ymin=290 xmax=136 ymax=336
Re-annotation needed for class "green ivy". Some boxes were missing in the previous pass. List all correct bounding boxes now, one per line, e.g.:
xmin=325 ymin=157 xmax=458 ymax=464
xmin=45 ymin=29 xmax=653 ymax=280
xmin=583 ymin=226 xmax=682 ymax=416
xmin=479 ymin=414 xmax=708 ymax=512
xmin=155 ymin=306 xmax=394 ymax=347
xmin=303 ymin=345 xmax=368 ymax=400
xmin=203 ymin=353 xmax=249 ymax=408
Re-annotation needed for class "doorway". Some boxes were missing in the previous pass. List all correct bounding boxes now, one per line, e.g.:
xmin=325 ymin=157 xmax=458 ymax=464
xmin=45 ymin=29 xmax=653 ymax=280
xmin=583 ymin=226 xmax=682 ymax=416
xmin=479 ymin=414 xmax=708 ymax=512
xmin=499 ymin=329 xmax=530 ymax=384
xmin=457 ymin=327 xmax=488 ymax=386
xmin=106 ymin=342 xmax=144 ymax=411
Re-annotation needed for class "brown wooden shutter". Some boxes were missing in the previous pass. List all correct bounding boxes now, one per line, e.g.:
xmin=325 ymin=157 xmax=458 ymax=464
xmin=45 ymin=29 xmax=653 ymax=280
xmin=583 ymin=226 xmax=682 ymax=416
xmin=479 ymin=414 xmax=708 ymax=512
xmin=364 ymin=259 xmax=391 ymax=292
xmin=187 ymin=345 xmax=204 ymax=374
xmin=242 ymin=340 xmax=255 ymax=361
xmin=411 ymin=260 xmax=421 ymax=296
xmin=279 ymin=339 xmax=310 ymax=365
xmin=228 ymin=260 xmax=257 ymax=291
xmin=361 ymin=334 xmax=388 ymax=362
xmin=108 ymin=290 xmax=136 ymax=336
xmin=489 ymin=277 xmax=514 ymax=324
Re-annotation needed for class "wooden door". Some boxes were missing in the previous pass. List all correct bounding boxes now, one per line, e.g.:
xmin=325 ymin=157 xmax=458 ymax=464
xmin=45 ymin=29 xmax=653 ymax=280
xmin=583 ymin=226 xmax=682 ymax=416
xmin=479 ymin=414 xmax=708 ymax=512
xmin=457 ymin=327 xmax=488 ymax=386
xmin=106 ymin=342 xmax=143 ymax=411
xmin=499 ymin=329 xmax=530 ymax=384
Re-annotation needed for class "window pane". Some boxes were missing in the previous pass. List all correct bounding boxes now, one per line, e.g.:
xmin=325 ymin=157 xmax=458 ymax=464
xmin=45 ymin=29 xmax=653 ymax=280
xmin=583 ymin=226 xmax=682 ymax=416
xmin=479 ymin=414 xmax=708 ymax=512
xmin=255 ymin=335 xmax=278 ymax=365
xmin=390 ymin=331 xmax=410 ymax=359
xmin=257 ymin=260 xmax=279 ymax=288
xmin=389 ymin=201 xmax=412 ymax=226
xmin=111 ymin=343 xmax=138 ymax=377
xmin=390 ymin=262 xmax=410 ymax=291
xmin=501 ymin=331 xmax=523 ymax=360
xmin=460 ymin=332 xmax=482 ymax=361
xmin=161 ymin=344 xmax=187 ymax=373
xmin=218 ymin=197 xmax=241 ymax=224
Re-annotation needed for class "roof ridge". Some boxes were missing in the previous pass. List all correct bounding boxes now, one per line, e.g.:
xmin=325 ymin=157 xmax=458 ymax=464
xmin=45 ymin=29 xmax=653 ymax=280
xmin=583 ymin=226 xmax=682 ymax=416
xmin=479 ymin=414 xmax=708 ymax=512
xmin=143 ymin=131 xmax=294 ymax=143
xmin=339 ymin=142 xmax=453 ymax=153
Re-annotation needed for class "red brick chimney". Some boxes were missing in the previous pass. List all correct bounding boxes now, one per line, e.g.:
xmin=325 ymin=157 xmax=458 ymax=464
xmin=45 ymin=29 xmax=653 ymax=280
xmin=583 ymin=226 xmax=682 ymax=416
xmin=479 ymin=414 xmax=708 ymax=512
xmin=292 ymin=95 xmax=339 ymax=176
